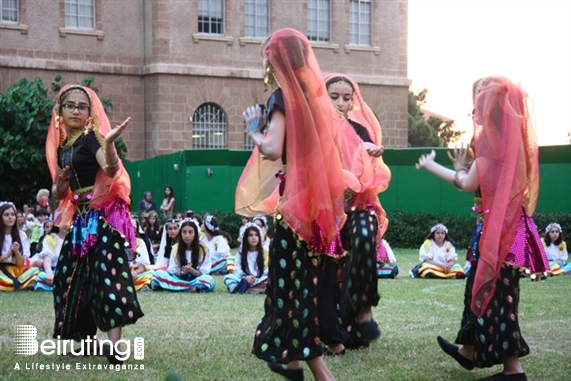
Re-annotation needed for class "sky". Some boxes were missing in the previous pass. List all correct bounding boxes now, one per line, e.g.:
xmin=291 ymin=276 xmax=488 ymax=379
xmin=408 ymin=0 xmax=571 ymax=146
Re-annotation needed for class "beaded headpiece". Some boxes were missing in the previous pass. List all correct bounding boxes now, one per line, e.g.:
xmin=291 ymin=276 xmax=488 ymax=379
xmin=179 ymin=218 xmax=200 ymax=232
xmin=430 ymin=223 xmax=448 ymax=234
xmin=242 ymin=222 xmax=263 ymax=238
xmin=545 ymin=222 xmax=562 ymax=234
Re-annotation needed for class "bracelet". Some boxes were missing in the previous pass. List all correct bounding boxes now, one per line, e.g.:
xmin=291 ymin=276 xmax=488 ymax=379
xmin=104 ymin=160 xmax=120 ymax=170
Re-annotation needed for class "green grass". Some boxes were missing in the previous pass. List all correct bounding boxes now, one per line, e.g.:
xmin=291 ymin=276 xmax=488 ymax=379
xmin=0 ymin=249 xmax=569 ymax=381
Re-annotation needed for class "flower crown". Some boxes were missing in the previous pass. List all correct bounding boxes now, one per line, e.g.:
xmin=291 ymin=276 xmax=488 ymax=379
xmin=179 ymin=218 xmax=200 ymax=232
xmin=545 ymin=223 xmax=562 ymax=234
xmin=0 ymin=201 xmax=15 ymax=208
xmin=204 ymin=215 xmax=219 ymax=232
xmin=242 ymin=222 xmax=262 ymax=238
xmin=252 ymin=215 xmax=268 ymax=227
xmin=430 ymin=223 xmax=448 ymax=234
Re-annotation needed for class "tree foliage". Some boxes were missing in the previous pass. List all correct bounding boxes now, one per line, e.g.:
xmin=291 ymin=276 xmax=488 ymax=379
xmin=0 ymin=76 xmax=127 ymax=207
xmin=0 ymin=78 xmax=54 ymax=206
xmin=408 ymin=89 xmax=463 ymax=147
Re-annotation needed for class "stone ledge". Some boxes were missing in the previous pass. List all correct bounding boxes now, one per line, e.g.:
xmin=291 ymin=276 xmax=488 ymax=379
xmin=0 ymin=23 xmax=28 ymax=34
xmin=59 ymin=28 xmax=104 ymax=40
xmin=344 ymin=44 xmax=381 ymax=55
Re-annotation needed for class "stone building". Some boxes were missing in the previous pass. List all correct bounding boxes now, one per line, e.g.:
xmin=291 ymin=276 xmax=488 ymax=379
xmin=0 ymin=0 xmax=410 ymax=160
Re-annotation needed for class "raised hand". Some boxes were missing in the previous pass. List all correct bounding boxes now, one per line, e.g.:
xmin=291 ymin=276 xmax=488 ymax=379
xmin=415 ymin=149 xmax=436 ymax=169
xmin=105 ymin=117 xmax=131 ymax=145
xmin=242 ymin=105 xmax=267 ymax=134
xmin=447 ymin=143 xmax=469 ymax=170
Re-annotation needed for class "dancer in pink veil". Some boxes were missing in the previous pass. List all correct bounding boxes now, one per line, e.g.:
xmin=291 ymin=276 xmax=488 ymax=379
xmin=416 ymin=77 xmax=549 ymax=381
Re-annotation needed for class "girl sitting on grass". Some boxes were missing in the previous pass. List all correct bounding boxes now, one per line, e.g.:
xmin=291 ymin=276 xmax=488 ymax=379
xmin=31 ymin=224 xmax=69 ymax=291
xmin=411 ymin=223 xmax=465 ymax=279
xmin=542 ymin=222 xmax=570 ymax=275
xmin=151 ymin=218 xmax=215 ymax=292
xmin=223 ymin=223 xmax=268 ymax=294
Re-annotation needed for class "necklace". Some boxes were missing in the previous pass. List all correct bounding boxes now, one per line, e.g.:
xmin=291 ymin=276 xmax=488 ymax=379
xmin=60 ymin=131 xmax=84 ymax=150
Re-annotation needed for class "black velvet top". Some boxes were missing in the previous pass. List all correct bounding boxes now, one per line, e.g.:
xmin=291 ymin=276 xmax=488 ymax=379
xmin=58 ymin=131 xmax=101 ymax=192
xmin=348 ymin=119 xmax=373 ymax=143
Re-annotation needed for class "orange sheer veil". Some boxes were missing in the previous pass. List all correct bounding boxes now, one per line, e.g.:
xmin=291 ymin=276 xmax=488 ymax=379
xmin=46 ymin=84 xmax=132 ymax=228
xmin=324 ymin=73 xmax=392 ymax=237
xmin=471 ymin=76 xmax=539 ymax=316
xmin=236 ymin=28 xmax=375 ymax=248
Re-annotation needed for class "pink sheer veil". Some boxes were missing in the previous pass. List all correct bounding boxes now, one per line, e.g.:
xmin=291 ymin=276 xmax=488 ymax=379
xmin=471 ymin=76 xmax=539 ymax=316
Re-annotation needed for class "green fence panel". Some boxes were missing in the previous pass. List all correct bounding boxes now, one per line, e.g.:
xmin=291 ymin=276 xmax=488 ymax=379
xmin=124 ymin=145 xmax=571 ymax=216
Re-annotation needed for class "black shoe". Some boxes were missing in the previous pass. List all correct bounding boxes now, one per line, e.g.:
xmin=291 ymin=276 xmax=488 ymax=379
xmin=436 ymin=336 xmax=474 ymax=370
xmin=101 ymin=343 xmax=123 ymax=365
xmin=477 ymin=373 xmax=527 ymax=381
xmin=267 ymin=363 xmax=304 ymax=381
xmin=360 ymin=320 xmax=381 ymax=343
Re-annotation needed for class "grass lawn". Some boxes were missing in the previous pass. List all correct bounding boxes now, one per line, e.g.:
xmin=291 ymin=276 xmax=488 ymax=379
xmin=0 ymin=249 xmax=569 ymax=381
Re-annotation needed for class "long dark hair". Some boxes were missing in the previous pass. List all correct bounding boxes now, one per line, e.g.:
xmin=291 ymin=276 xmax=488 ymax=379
xmin=203 ymin=215 xmax=233 ymax=245
xmin=164 ymin=186 xmax=174 ymax=201
xmin=0 ymin=203 xmax=22 ymax=256
xmin=176 ymin=220 xmax=205 ymax=268
xmin=424 ymin=224 xmax=454 ymax=245
xmin=544 ymin=225 xmax=564 ymax=246
xmin=239 ymin=226 xmax=264 ymax=277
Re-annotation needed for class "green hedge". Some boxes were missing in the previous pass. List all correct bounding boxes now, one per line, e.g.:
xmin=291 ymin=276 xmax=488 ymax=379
xmin=384 ymin=210 xmax=571 ymax=249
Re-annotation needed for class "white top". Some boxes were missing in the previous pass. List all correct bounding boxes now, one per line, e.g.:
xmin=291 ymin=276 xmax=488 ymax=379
xmin=200 ymin=235 xmax=230 ymax=258
xmin=419 ymin=239 xmax=457 ymax=265
xmin=1 ymin=232 xmax=31 ymax=263
xmin=544 ymin=242 xmax=568 ymax=264
xmin=382 ymin=239 xmax=396 ymax=264
xmin=130 ymin=237 xmax=151 ymax=268
xmin=234 ymin=250 xmax=269 ymax=278
xmin=167 ymin=244 xmax=211 ymax=276
xmin=31 ymin=233 xmax=63 ymax=268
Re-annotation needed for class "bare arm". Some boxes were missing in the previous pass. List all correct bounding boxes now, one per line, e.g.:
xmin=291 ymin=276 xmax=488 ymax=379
xmin=415 ymin=146 xmax=479 ymax=193
xmin=244 ymin=105 xmax=285 ymax=161
xmin=95 ymin=117 xmax=131 ymax=177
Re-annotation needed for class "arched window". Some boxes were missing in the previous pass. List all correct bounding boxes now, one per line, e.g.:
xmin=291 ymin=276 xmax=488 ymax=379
xmin=192 ymin=103 xmax=227 ymax=148
xmin=243 ymin=121 xmax=254 ymax=150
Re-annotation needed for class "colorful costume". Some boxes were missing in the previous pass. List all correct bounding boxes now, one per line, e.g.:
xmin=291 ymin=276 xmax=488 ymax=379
xmin=454 ymin=77 xmax=549 ymax=368
xmin=236 ymin=29 xmax=377 ymax=364
xmin=46 ymin=85 xmax=143 ymax=340
xmin=324 ymin=73 xmax=392 ymax=347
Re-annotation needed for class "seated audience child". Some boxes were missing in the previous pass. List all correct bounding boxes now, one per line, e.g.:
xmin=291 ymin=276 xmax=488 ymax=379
xmin=151 ymin=219 xmax=179 ymax=270
xmin=0 ymin=202 xmax=38 ymax=291
xmin=151 ymin=219 xmax=216 ymax=292
xmin=376 ymin=239 xmax=399 ymax=278
xmin=129 ymin=217 xmax=154 ymax=290
xmin=410 ymin=223 xmax=465 ymax=279
xmin=31 ymin=225 xmax=68 ymax=291
xmin=542 ymin=222 xmax=570 ymax=275
xmin=200 ymin=215 xmax=232 ymax=275
xmin=223 ymin=223 xmax=268 ymax=294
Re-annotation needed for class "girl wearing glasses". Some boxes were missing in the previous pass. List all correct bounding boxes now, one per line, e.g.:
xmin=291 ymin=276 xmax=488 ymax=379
xmin=46 ymin=85 xmax=144 ymax=364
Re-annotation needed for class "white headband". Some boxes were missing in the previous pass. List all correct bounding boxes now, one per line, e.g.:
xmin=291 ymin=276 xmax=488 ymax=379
xmin=204 ymin=215 xmax=219 ymax=232
xmin=242 ymin=222 xmax=263 ymax=238
xmin=430 ymin=223 xmax=448 ymax=234
xmin=252 ymin=215 xmax=268 ymax=227
xmin=179 ymin=218 xmax=200 ymax=232
xmin=545 ymin=223 xmax=562 ymax=234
